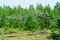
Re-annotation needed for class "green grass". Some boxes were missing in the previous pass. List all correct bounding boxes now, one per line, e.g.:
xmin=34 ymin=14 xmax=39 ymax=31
xmin=2 ymin=32 xmax=4 ymax=40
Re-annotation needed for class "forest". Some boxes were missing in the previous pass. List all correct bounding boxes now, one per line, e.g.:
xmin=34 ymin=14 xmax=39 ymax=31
xmin=0 ymin=2 xmax=60 ymax=40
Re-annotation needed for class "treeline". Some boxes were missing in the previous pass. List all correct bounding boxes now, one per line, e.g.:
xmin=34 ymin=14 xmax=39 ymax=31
xmin=0 ymin=2 xmax=60 ymax=32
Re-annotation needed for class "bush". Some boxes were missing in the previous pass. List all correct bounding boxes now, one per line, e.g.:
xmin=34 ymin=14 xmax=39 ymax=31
xmin=48 ymin=30 xmax=60 ymax=40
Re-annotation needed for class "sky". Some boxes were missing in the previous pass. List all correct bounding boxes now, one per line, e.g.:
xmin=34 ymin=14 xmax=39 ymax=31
xmin=0 ymin=0 xmax=60 ymax=8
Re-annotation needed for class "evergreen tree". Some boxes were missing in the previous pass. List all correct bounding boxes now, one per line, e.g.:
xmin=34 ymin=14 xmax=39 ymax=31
xmin=44 ymin=4 xmax=52 ymax=15
xmin=36 ymin=4 xmax=44 ymax=13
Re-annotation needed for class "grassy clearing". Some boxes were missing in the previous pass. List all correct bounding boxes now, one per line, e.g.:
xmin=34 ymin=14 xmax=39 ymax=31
xmin=0 ymin=31 xmax=48 ymax=40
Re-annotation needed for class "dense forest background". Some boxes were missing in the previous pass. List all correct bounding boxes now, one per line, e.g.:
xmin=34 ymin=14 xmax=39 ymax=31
xmin=0 ymin=2 xmax=60 ymax=32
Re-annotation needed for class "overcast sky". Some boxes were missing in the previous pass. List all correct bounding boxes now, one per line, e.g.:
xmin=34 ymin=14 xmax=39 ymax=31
xmin=0 ymin=0 xmax=60 ymax=8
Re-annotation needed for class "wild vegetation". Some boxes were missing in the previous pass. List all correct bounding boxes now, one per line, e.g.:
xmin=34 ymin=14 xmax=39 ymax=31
xmin=0 ymin=2 xmax=60 ymax=40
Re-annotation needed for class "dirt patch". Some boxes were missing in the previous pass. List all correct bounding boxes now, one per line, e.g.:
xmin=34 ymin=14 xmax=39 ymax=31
xmin=6 ymin=36 xmax=17 ymax=38
xmin=26 ymin=33 xmax=34 ymax=36
xmin=0 ymin=31 xmax=17 ymax=35
xmin=38 ymin=30 xmax=47 ymax=35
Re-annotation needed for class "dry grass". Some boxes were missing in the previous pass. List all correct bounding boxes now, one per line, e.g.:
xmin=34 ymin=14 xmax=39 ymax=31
xmin=0 ymin=31 xmax=48 ymax=40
